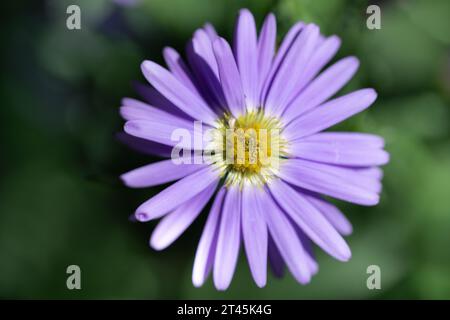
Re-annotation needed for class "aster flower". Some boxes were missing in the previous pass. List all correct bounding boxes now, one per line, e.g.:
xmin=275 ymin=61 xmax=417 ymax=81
xmin=120 ymin=9 xmax=389 ymax=290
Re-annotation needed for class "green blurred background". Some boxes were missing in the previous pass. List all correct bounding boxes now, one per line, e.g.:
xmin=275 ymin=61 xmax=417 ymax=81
xmin=1 ymin=0 xmax=449 ymax=299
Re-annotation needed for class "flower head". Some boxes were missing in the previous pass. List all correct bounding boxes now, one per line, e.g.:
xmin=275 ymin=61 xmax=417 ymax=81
xmin=120 ymin=9 xmax=389 ymax=290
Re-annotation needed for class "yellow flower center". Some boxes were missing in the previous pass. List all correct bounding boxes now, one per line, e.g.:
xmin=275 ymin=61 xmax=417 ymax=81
xmin=209 ymin=110 xmax=287 ymax=187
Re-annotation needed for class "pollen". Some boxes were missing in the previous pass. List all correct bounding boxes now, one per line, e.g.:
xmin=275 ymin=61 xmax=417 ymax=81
xmin=209 ymin=109 xmax=287 ymax=187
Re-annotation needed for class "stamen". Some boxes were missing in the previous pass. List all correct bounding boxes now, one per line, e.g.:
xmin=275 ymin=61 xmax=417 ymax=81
xmin=209 ymin=109 xmax=287 ymax=187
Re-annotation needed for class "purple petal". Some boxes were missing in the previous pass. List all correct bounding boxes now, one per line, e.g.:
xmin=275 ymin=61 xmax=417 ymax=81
xmin=257 ymin=13 xmax=276 ymax=102
xmin=124 ymin=118 xmax=207 ymax=149
xmin=192 ymin=28 xmax=219 ymax=76
xmin=192 ymin=187 xmax=225 ymax=287
xmin=283 ymin=56 xmax=359 ymax=122
xmin=355 ymin=167 xmax=384 ymax=180
xmin=288 ymin=132 xmax=389 ymax=166
xmin=260 ymin=22 xmax=304 ymax=103
xmin=264 ymin=24 xmax=320 ymax=116
xmin=242 ymin=185 xmax=268 ymax=288
xmin=303 ymin=35 xmax=341 ymax=82
xmin=163 ymin=47 xmax=199 ymax=94
xmin=203 ymin=23 xmax=218 ymax=41
xmin=268 ymin=179 xmax=351 ymax=261
xmin=278 ymin=159 xmax=380 ymax=206
xmin=141 ymin=60 xmax=217 ymax=125
xmin=295 ymin=227 xmax=319 ymax=275
xmin=132 ymin=82 xmax=191 ymax=119
xmin=150 ymin=181 xmax=217 ymax=250
xmin=283 ymin=89 xmax=378 ymax=141
xmin=135 ymin=166 xmax=219 ymax=221
xmin=116 ymin=132 xmax=173 ymax=157
xmin=297 ymin=132 xmax=385 ymax=148
xmin=287 ymin=35 xmax=341 ymax=103
xmin=318 ymin=162 xmax=383 ymax=194
xmin=212 ymin=38 xmax=246 ymax=117
xmin=305 ymin=195 xmax=353 ymax=236
xmin=234 ymin=9 xmax=258 ymax=110
xmin=258 ymin=188 xmax=311 ymax=284
xmin=121 ymin=159 xmax=205 ymax=188
xmin=187 ymin=30 xmax=227 ymax=111
xmin=120 ymin=98 xmax=193 ymax=128
xmin=214 ymin=186 xmax=241 ymax=290
xmin=268 ymin=235 xmax=285 ymax=278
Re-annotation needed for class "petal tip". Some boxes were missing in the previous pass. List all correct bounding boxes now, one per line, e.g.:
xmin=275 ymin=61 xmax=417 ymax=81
xmin=119 ymin=173 xmax=129 ymax=186
xmin=263 ymin=12 xmax=276 ymax=26
xmin=162 ymin=46 xmax=177 ymax=59
xmin=340 ymin=250 xmax=352 ymax=262
xmin=336 ymin=245 xmax=352 ymax=262
xmin=192 ymin=274 xmax=205 ymax=288
xmin=366 ymin=194 xmax=380 ymax=206
xmin=141 ymin=60 xmax=159 ymax=75
xmin=347 ymin=56 xmax=360 ymax=68
xmin=238 ymin=8 xmax=252 ymax=17
xmin=255 ymin=277 xmax=267 ymax=288
xmin=212 ymin=37 xmax=228 ymax=53
xmin=365 ymin=88 xmax=378 ymax=102
xmin=149 ymin=235 xmax=166 ymax=251
xmin=214 ymin=282 xmax=229 ymax=291
xmin=213 ymin=273 xmax=232 ymax=291
xmin=297 ymin=273 xmax=312 ymax=285
xmin=328 ymin=35 xmax=341 ymax=46
xmin=381 ymin=150 xmax=390 ymax=165
xmin=341 ymin=225 xmax=353 ymax=236
xmin=135 ymin=211 xmax=150 ymax=222
xmin=124 ymin=120 xmax=140 ymax=135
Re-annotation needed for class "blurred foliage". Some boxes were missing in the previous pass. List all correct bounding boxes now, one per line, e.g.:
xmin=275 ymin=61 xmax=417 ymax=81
xmin=0 ymin=0 xmax=449 ymax=299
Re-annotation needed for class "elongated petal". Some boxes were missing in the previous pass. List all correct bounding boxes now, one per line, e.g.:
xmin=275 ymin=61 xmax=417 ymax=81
xmin=295 ymin=227 xmax=319 ymax=275
xmin=117 ymin=132 xmax=173 ymax=157
xmin=278 ymin=159 xmax=380 ymax=205
xmin=124 ymin=119 xmax=206 ymax=149
xmin=234 ymin=9 xmax=258 ymax=109
xmin=303 ymin=35 xmax=341 ymax=81
xmin=192 ymin=187 xmax=226 ymax=287
xmin=284 ymin=89 xmax=377 ymax=141
xmin=141 ymin=60 xmax=217 ymax=125
xmin=305 ymin=195 xmax=353 ymax=236
xmin=187 ymin=30 xmax=226 ymax=111
xmin=163 ymin=47 xmax=199 ymax=94
xmin=120 ymin=98 xmax=192 ymax=129
xmin=283 ymin=57 xmax=359 ymax=122
xmin=135 ymin=166 xmax=219 ymax=221
xmin=132 ymin=82 xmax=191 ymax=119
xmin=150 ymin=181 xmax=217 ymax=250
xmin=288 ymin=133 xmax=389 ymax=167
xmin=267 ymin=22 xmax=303 ymax=76
xmin=355 ymin=167 xmax=384 ymax=180
xmin=288 ymin=35 xmax=341 ymax=102
xmin=307 ymin=161 xmax=383 ymax=194
xmin=214 ymin=186 xmax=241 ymax=290
xmin=297 ymin=132 xmax=385 ymax=148
xmin=203 ymin=23 xmax=218 ymax=40
xmin=257 ymin=13 xmax=276 ymax=103
xmin=192 ymin=28 xmax=219 ymax=76
xmin=260 ymin=22 xmax=304 ymax=102
xmin=290 ymin=142 xmax=389 ymax=167
xmin=268 ymin=235 xmax=285 ymax=277
xmin=242 ymin=185 xmax=268 ymax=287
xmin=265 ymin=24 xmax=320 ymax=116
xmin=213 ymin=38 xmax=246 ymax=117
xmin=269 ymin=179 xmax=351 ymax=261
xmin=258 ymin=188 xmax=311 ymax=284
xmin=121 ymin=159 xmax=205 ymax=188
